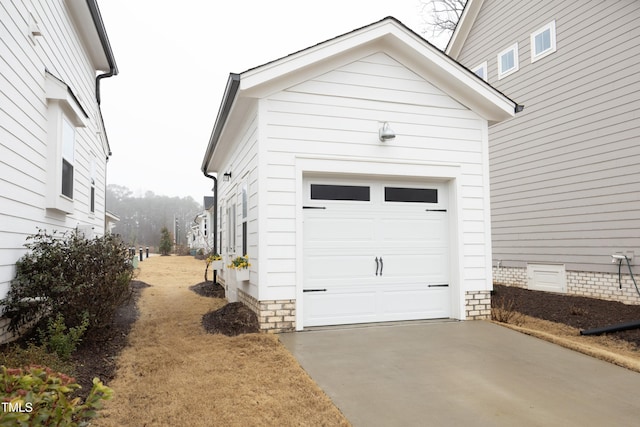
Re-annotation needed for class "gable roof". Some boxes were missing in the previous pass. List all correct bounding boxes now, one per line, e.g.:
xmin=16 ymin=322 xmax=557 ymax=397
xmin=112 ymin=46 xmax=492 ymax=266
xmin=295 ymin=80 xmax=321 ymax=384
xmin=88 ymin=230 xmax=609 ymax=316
xmin=202 ymin=15 xmax=517 ymax=173
xmin=445 ymin=0 xmax=485 ymax=59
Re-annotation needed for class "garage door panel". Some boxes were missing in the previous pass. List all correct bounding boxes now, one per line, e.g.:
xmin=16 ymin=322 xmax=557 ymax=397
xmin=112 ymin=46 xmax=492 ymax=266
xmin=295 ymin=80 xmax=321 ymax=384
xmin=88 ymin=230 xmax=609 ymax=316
xmin=304 ymin=285 xmax=450 ymax=326
xmin=381 ymin=252 xmax=448 ymax=280
xmin=304 ymin=290 xmax=377 ymax=326
xmin=304 ymin=253 xmax=377 ymax=282
xmin=305 ymin=217 xmax=376 ymax=243
xmin=380 ymin=217 xmax=448 ymax=243
xmin=382 ymin=287 xmax=449 ymax=314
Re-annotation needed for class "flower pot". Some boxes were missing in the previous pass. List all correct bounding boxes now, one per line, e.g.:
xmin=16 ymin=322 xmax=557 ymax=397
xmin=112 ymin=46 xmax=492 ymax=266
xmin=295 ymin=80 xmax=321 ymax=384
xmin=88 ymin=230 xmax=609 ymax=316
xmin=234 ymin=268 xmax=250 ymax=282
xmin=210 ymin=260 xmax=223 ymax=270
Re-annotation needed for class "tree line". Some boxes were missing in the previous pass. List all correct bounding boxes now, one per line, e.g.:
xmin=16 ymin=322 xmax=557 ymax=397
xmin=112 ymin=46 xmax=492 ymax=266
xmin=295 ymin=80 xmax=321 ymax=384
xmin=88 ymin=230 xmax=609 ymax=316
xmin=106 ymin=184 xmax=203 ymax=250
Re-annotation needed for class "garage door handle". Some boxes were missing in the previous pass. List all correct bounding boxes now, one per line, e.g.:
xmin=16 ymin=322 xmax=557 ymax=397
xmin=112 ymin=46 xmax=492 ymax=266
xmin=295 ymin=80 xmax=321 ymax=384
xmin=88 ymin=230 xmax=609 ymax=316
xmin=303 ymin=289 xmax=327 ymax=292
xmin=375 ymin=257 xmax=379 ymax=276
xmin=428 ymin=284 xmax=449 ymax=287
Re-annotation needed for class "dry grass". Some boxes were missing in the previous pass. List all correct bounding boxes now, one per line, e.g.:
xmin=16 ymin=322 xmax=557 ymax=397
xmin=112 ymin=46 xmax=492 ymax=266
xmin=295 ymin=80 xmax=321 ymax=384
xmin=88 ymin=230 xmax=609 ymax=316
xmin=493 ymin=314 xmax=640 ymax=374
xmin=94 ymin=255 xmax=349 ymax=427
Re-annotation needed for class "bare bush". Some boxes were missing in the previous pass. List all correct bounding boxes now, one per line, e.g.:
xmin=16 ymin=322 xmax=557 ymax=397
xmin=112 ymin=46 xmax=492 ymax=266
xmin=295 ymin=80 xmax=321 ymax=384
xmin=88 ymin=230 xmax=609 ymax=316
xmin=491 ymin=295 xmax=525 ymax=326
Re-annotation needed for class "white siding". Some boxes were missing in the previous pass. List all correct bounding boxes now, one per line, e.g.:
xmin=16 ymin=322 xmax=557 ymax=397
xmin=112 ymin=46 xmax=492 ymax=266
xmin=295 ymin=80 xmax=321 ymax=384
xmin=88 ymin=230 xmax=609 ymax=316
xmin=216 ymin=109 xmax=259 ymax=300
xmin=261 ymin=52 xmax=489 ymax=299
xmin=0 ymin=1 xmax=110 ymax=298
xmin=456 ymin=0 xmax=640 ymax=274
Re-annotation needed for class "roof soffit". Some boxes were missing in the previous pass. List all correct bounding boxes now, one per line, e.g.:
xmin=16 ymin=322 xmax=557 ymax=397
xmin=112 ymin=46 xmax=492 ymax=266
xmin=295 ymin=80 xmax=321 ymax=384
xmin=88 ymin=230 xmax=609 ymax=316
xmin=66 ymin=0 xmax=114 ymax=72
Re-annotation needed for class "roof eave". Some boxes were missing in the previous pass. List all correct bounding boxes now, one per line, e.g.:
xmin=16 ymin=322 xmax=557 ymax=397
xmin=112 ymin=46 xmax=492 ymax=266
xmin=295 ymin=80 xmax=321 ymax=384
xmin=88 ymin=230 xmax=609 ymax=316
xmin=201 ymin=73 xmax=241 ymax=174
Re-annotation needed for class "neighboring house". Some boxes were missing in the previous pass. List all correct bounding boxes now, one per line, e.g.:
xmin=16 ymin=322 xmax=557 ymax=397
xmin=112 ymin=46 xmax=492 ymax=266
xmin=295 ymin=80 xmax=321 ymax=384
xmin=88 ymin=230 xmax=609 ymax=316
xmin=447 ymin=0 xmax=640 ymax=303
xmin=0 ymin=0 xmax=118 ymax=318
xmin=187 ymin=196 xmax=214 ymax=253
xmin=201 ymin=17 xmax=519 ymax=332
xmin=105 ymin=211 xmax=120 ymax=234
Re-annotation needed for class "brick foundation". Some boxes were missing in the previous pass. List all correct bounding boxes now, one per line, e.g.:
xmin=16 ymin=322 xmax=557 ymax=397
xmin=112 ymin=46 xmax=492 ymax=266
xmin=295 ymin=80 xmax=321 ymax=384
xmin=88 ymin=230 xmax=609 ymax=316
xmin=493 ymin=266 xmax=640 ymax=305
xmin=465 ymin=290 xmax=492 ymax=319
xmin=238 ymin=290 xmax=296 ymax=333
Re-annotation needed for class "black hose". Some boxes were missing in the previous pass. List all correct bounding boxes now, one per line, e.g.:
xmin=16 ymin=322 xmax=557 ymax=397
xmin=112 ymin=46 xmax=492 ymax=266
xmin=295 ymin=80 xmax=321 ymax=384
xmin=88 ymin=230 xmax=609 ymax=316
xmin=624 ymin=256 xmax=640 ymax=298
xmin=618 ymin=259 xmax=622 ymax=289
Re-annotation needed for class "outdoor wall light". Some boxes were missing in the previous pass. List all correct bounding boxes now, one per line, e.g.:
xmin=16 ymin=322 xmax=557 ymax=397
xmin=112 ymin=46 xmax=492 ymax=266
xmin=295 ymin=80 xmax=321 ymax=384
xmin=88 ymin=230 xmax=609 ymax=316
xmin=223 ymin=172 xmax=232 ymax=181
xmin=378 ymin=122 xmax=396 ymax=142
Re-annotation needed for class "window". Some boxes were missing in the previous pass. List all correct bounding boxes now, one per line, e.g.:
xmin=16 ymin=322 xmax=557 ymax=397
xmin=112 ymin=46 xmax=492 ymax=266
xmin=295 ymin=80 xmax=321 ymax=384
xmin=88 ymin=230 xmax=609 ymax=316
xmin=310 ymin=184 xmax=370 ymax=201
xmin=242 ymin=181 xmax=248 ymax=255
xmin=61 ymin=118 xmax=75 ymax=199
xmin=226 ymin=202 xmax=236 ymax=253
xmin=497 ymin=43 xmax=519 ymax=79
xmin=385 ymin=187 xmax=438 ymax=204
xmin=531 ymin=21 xmax=556 ymax=62
xmin=472 ymin=62 xmax=488 ymax=82
xmin=89 ymin=157 xmax=96 ymax=213
xmin=45 ymin=71 xmax=86 ymax=213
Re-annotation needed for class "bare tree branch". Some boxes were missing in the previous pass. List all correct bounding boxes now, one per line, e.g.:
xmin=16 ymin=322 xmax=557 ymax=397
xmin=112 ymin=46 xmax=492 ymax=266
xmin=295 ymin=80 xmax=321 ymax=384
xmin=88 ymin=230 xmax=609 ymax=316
xmin=420 ymin=0 xmax=467 ymax=42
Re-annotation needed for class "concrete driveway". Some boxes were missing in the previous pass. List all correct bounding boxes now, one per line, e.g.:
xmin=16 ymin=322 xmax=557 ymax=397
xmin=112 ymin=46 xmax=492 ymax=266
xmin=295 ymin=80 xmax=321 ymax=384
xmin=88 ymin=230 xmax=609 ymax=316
xmin=279 ymin=321 xmax=640 ymax=426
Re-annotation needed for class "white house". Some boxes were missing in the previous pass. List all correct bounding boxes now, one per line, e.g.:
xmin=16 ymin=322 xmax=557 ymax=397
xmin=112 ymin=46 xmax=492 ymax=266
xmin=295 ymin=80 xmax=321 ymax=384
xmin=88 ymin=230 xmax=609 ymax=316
xmin=187 ymin=197 xmax=214 ymax=253
xmin=201 ymin=17 xmax=519 ymax=332
xmin=0 ymin=0 xmax=117 ymax=313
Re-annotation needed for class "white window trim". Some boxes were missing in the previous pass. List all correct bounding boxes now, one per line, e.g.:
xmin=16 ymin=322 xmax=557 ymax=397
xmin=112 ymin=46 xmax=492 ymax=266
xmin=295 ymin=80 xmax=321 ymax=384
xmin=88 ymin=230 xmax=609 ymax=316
xmin=471 ymin=61 xmax=488 ymax=82
xmin=497 ymin=43 xmax=519 ymax=80
xmin=45 ymin=72 xmax=87 ymax=214
xmin=226 ymin=198 xmax=236 ymax=254
xmin=531 ymin=20 xmax=556 ymax=63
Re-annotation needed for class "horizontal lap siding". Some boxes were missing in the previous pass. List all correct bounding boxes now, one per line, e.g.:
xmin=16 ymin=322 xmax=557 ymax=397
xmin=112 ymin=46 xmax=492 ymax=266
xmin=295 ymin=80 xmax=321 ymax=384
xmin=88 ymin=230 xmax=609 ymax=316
xmin=456 ymin=0 xmax=640 ymax=273
xmin=263 ymin=52 xmax=488 ymax=295
xmin=0 ymin=1 xmax=108 ymax=298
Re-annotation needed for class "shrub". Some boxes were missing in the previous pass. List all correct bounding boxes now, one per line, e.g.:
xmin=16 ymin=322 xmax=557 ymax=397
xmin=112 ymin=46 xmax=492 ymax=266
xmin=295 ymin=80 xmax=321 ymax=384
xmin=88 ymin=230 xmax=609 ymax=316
xmin=0 ymin=365 xmax=112 ymax=426
xmin=491 ymin=295 xmax=525 ymax=325
xmin=38 ymin=313 xmax=89 ymax=361
xmin=2 ymin=229 xmax=134 ymax=336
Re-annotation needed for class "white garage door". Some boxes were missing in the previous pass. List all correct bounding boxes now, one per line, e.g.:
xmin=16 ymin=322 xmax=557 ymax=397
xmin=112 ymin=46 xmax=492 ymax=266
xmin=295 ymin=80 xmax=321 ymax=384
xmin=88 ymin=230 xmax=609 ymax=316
xmin=303 ymin=177 xmax=450 ymax=327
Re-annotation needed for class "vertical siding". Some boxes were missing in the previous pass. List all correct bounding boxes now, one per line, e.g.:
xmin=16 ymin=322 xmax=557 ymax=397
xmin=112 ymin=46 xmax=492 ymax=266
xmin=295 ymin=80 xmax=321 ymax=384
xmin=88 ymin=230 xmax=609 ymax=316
xmin=456 ymin=0 xmax=640 ymax=273
xmin=262 ymin=52 xmax=489 ymax=299
xmin=0 ymin=1 xmax=110 ymax=298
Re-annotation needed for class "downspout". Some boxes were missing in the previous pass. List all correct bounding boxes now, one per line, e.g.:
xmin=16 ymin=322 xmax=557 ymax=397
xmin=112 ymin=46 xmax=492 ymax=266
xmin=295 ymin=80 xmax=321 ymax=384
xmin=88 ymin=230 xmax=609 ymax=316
xmin=203 ymin=173 xmax=218 ymax=256
xmin=204 ymin=173 xmax=218 ymax=285
xmin=86 ymin=0 xmax=118 ymax=104
xmin=96 ymin=70 xmax=116 ymax=105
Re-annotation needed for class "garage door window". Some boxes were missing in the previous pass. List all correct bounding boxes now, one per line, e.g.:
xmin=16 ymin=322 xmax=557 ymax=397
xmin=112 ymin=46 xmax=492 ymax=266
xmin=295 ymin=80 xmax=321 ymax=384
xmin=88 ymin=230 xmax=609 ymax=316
xmin=311 ymin=184 xmax=370 ymax=201
xmin=385 ymin=187 xmax=438 ymax=203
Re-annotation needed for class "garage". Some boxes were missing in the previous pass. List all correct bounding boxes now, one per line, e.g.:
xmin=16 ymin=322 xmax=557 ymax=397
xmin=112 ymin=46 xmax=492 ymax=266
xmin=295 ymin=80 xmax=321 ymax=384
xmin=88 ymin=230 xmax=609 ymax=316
xmin=303 ymin=176 xmax=451 ymax=326
xmin=202 ymin=17 xmax=518 ymax=332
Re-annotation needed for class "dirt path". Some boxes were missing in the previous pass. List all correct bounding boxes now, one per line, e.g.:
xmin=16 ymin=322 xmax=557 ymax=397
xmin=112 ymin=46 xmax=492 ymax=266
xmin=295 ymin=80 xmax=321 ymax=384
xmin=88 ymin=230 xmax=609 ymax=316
xmin=94 ymin=255 xmax=349 ymax=427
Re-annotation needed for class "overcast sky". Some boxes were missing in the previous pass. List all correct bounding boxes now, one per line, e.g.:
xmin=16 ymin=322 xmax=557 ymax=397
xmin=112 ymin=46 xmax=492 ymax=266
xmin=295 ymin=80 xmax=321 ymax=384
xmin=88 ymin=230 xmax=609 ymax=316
xmin=97 ymin=0 xmax=449 ymax=204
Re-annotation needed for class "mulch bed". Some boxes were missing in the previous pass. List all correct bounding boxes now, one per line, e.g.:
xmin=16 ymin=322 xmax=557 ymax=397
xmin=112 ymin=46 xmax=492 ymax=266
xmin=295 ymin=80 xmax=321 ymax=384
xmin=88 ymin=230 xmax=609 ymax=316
xmin=201 ymin=302 xmax=260 ymax=336
xmin=189 ymin=281 xmax=225 ymax=298
xmin=189 ymin=281 xmax=260 ymax=336
xmin=71 ymin=280 xmax=149 ymax=399
xmin=493 ymin=284 xmax=640 ymax=348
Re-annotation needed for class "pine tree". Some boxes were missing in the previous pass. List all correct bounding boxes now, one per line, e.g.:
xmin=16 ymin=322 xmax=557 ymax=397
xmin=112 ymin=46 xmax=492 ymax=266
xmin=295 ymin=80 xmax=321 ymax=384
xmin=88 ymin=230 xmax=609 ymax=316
xmin=159 ymin=226 xmax=172 ymax=256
